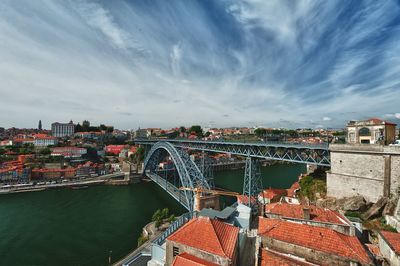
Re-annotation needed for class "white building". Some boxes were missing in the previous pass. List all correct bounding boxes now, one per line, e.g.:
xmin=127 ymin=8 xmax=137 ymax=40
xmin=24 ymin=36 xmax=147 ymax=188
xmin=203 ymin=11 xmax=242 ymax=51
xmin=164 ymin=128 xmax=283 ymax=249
xmin=33 ymin=134 xmax=58 ymax=147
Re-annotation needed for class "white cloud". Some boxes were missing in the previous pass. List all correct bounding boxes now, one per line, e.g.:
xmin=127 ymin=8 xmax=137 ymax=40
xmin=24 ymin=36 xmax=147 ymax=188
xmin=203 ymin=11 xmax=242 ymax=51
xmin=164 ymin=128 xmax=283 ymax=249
xmin=0 ymin=0 xmax=399 ymax=129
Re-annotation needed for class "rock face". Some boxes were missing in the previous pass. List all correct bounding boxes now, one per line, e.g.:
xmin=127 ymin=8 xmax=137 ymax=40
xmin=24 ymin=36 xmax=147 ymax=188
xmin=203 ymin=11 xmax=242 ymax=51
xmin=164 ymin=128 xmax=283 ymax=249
xmin=316 ymin=195 xmax=368 ymax=212
xmin=341 ymin=196 xmax=368 ymax=212
xmin=383 ymin=198 xmax=398 ymax=216
xmin=363 ymin=197 xmax=388 ymax=220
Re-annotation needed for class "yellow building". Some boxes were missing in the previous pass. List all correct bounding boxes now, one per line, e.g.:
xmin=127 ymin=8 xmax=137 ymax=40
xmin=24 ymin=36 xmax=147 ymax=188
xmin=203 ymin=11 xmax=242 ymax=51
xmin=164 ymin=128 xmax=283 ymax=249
xmin=346 ymin=118 xmax=397 ymax=145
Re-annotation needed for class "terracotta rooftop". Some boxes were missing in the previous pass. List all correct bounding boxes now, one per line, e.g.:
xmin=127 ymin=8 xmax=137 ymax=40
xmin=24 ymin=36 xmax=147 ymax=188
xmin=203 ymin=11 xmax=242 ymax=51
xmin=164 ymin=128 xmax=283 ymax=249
xmin=260 ymin=249 xmax=316 ymax=266
xmin=265 ymin=203 xmax=349 ymax=225
xmin=380 ymin=230 xmax=400 ymax=255
xmin=260 ymin=188 xmax=287 ymax=199
xmin=172 ymin=253 xmax=218 ymax=266
xmin=286 ymin=181 xmax=300 ymax=197
xmin=167 ymin=216 xmax=239 ymax=259
xmin=258 ymin=217 xmax=372 ymax=265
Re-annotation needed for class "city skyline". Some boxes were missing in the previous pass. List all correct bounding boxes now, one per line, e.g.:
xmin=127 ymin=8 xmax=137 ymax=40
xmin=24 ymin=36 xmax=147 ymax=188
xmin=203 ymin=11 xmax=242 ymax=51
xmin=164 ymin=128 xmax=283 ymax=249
xmin=1 ymin=0 xmax=400 ymax=129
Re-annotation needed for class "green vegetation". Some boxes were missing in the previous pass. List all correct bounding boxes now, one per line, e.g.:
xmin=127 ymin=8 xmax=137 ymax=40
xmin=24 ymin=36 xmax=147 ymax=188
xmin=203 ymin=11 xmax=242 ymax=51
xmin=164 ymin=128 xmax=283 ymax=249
xmin=137 ymin=235 xmax=149 ymax=247
xmin=344 ymin=210 xmax=363 ymax=219
xmin=379 ymin=217 xmax=398 ymax=232
xmin=151 ymin=208 xmax=174 ymax=228
xmin=299 ymin=175 xmax=327 ymax=201
xmin=189 ymin=125 xmax=203 ymax=138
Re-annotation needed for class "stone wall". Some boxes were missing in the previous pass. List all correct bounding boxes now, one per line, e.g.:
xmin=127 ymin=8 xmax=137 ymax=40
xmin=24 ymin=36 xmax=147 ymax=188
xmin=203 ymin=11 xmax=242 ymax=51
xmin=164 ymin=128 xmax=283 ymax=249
xmin=327 ymin=144 xmax=400 ymax=202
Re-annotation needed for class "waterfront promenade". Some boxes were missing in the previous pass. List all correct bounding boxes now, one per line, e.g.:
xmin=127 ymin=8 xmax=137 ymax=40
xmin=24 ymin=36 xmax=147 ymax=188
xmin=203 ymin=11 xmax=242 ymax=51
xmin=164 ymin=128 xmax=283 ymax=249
xmin=0 ymin=172 xmax=127 ymax=194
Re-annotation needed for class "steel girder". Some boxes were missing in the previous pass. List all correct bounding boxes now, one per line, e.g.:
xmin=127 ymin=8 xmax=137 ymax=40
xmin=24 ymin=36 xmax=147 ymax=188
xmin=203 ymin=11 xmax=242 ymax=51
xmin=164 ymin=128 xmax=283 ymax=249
xmin=243 ymin=156 xmax=263 ymax=209
xmin=136 ymin=139 xmax=330 ymax=166
xmin=143 ymin=142 xmax=210 ymax=211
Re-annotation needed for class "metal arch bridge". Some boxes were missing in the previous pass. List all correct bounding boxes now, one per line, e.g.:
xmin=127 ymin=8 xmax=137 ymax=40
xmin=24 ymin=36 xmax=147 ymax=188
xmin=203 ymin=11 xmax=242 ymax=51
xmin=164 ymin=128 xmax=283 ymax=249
xmin=143 ymin=141 xmax=211 ymax=211
xmin=136 ymin=139 xmax=330 ymax=166
xmin=138 ymin=139 xmax=330 ymax=212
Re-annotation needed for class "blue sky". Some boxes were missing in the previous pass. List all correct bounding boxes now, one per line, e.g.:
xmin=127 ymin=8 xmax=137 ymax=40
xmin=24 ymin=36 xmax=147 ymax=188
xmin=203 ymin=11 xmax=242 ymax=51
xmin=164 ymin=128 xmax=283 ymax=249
xmin=1 ymin=0 xmax=400 ymax=129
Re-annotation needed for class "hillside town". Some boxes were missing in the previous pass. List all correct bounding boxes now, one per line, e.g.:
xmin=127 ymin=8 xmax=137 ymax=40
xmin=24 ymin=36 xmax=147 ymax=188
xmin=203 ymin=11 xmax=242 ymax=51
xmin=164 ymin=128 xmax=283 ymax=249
xmin=1 ymin=118 xmax=400 ymax=266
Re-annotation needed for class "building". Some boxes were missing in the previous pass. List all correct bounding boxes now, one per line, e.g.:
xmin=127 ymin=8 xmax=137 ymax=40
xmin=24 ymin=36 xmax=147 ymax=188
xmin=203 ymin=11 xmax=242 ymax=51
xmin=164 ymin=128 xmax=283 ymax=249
xmin=264 ymin=203 xmax=354 ymax=235
xmin=51 ymin=121 xmax=75 ymax=138
xmin=166 ymin=216 xmax=239 ymax=265
xmin=51 ymin=147 xmax=87 ymax=158
xmin=105 ymin=145 xmax=126 ymax=155
xmin=33 ymin=134 xmax=58 ymax=147
xmin=258 ymin=217 xmax=373 ymax=265
xmin=258 ymin=188 xmax=287 ymax=204
xmin=378 ymin=230 xmax=400 ymax=266
xmin=327 ymin=144 xmax=400 ymax=202
xmin=347 ymin=118 xmax=397 ymax=145
xmin=135 ymin=128 xmax=151 ymax=138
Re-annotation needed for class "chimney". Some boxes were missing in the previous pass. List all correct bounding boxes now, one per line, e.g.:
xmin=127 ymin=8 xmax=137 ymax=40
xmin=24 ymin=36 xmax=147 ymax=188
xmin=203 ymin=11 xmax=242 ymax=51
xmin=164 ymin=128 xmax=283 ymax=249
xmin=303 ymin=207 xmax=311 ymax=220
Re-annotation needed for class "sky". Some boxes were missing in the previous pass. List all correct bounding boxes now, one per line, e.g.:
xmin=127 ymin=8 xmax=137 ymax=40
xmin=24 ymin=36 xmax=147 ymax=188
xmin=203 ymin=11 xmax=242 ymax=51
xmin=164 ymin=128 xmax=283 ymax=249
xmin=1 ymin=0 xmax=400 ymax=130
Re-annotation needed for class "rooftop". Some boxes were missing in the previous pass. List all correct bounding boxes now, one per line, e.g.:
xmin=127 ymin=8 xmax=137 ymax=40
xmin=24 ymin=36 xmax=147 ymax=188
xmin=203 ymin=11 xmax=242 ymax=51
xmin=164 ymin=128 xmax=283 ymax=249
xmin=172 ymin=253 xmax=218 ymax=266
xmin=258 ymin=217 xmax=372 ymax=265
xmin=380 ymin=230 xmax=400 ymax=255
xmin=167 ymin=216 xmax=239 ymax=259
xmin=260 ymin=188 xmax=287 ymax=199
xmin=265 ymin=203 xmax=349 ymax=225
xmin=260 ymin=248 xmax=316 ymax=266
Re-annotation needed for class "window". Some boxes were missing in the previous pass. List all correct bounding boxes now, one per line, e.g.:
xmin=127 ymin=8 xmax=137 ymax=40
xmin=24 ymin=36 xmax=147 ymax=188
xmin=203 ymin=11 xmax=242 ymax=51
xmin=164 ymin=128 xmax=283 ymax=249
xmin=173 ymin=246 xmax=179 ymax=257
xmin=359 ymin=127 xmax=370 ymax=136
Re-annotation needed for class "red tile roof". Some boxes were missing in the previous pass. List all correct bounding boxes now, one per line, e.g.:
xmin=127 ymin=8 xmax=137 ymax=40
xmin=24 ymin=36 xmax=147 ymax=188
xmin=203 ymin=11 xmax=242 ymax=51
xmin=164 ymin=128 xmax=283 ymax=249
xmin=368 ymin=118 xmax=397 ymax=126
xmin=265 ymin=203 xmax=349 ymax=225
xmin=258 ymin=217 xmax=372 ymax=265
xmin=167 ymin=217 xmax=239 ymax=259
xmin=172 ymin=253 xmax=218 ymax=266
xmin=286 ymin=181 xmax=300 ymax=197
xmin=260 ymin=249 xmax=314 ymax=266
xmin=260 ymin=188 xmax=287 ymax=199
xmin=380 ymin=231 xmax=400 ymax=255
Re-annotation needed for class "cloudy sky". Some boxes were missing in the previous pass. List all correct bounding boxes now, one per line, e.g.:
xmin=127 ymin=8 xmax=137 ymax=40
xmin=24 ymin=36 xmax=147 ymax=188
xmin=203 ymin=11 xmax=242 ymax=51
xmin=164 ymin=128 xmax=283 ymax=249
xmin=1 ymin=0 xmax=400 ymax=129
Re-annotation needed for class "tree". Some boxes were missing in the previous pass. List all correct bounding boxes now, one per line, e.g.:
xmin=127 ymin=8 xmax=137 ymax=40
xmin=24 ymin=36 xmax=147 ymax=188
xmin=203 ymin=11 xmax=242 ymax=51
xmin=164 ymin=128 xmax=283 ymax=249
xmin=82 ymin=120 xmax=90 ymax=131
xmin=39 ymin=148 xmax=51 ymax=156
xmin=75 ymin=123 xmax=83 ymax=132
xmin=99 ymin=124 xmax=107 ymax=131
xmin=254 ymin=128 xmax=266 ymax=137
xmin=189 ymin=125 xmax=203 ymax=138
xmin=179 ymin=126 xmax=186 ymax=133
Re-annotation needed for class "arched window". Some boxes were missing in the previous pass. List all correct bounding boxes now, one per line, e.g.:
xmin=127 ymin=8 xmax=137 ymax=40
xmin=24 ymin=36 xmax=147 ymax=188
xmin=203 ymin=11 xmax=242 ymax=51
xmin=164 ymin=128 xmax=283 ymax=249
xmin=359 ymin=127 xmax=371 ymax=136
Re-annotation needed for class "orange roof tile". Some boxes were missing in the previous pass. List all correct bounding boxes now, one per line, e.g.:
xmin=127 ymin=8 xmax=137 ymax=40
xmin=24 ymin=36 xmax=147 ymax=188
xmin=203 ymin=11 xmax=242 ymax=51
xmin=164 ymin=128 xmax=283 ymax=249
xmin=265 ymin=203 xmax=349 ymax=225
xmin=172 ymin=253 xmax=218 ymax=266
xmin=286 ymin=182 xmax=300 ymax=197
xmin=380 ymin=231 xmax=400 ymax=255
xmin=258 ymin=218 xmax=372 ymax=265
xmin=260 ymin=188 xmax=287 ymax=199
xmin=167 ymin=217 xmax=239 ymax=259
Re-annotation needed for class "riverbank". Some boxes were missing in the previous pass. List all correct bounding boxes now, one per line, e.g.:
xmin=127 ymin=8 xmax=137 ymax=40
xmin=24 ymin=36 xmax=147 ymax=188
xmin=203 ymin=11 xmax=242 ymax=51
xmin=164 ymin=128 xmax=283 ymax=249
xmin=0 ymin=172 xmax=131 ymax=195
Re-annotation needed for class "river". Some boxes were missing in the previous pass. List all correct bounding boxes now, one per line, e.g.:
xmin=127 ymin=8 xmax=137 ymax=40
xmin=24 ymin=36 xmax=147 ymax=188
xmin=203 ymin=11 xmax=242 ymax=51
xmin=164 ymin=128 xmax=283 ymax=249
xmin=0 ymin=163 xmax=305 ymax=266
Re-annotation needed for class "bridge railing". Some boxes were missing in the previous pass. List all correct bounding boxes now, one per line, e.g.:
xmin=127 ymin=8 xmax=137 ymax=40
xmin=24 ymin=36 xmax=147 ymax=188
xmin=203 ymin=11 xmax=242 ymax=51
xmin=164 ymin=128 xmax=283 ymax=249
xmin=134 ymin=138 xmax=329 ymax=149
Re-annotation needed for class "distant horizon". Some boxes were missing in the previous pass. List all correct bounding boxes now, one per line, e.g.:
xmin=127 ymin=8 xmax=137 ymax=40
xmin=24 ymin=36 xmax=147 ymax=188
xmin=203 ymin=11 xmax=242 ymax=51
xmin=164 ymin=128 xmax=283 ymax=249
xmin=1 ymin=1 xmax=400 ymax=129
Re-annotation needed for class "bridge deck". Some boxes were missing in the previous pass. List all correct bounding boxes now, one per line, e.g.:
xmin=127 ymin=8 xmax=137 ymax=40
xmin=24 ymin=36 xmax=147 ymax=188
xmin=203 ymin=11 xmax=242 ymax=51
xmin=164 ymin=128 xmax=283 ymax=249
xmin=135 ymin=138 xmax=330 ymax=166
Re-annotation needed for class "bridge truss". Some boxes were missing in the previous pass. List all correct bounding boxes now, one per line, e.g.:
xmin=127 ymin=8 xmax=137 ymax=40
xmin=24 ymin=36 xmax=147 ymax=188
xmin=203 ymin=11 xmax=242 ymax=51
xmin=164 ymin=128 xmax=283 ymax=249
xmin=139 ymin=139 xmax=330 ymax=211
xmin=143 ymin=142 xmax=210 ymax=211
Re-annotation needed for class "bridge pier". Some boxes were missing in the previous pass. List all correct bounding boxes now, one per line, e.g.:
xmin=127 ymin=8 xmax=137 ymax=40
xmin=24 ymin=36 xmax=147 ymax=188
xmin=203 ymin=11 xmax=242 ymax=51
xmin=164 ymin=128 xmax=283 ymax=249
xmin=243 ymin=156 xmax=263 ymax=209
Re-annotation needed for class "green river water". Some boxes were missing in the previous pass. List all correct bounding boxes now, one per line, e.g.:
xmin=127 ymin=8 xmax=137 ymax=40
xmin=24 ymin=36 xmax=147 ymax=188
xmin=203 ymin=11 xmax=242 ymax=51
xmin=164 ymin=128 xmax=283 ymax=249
xmin=0 ymin=164 xmax=305 ymax=266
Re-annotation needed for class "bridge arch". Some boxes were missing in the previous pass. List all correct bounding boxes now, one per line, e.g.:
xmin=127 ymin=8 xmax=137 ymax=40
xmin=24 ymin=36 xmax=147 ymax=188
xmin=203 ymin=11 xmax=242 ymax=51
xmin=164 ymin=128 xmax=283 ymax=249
xmin=143 ymin=141 xmax=210 ymax=211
